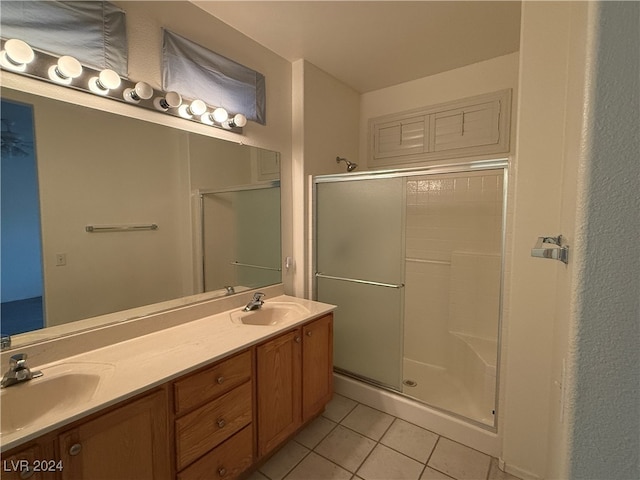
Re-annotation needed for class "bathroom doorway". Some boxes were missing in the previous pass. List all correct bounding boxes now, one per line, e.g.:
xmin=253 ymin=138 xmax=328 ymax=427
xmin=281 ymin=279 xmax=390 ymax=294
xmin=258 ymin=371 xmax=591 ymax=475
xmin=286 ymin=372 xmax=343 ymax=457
xmin=1 ymin=99 xmax=45 ymax=335
xmin=314 ymin=159 xmax=506 ymax=428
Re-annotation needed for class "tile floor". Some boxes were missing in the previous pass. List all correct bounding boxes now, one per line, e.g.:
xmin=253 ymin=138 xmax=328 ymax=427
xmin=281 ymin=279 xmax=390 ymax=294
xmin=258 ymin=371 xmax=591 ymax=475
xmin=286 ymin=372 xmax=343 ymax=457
xmin=248 ymin=394 xmax=521 ymax=480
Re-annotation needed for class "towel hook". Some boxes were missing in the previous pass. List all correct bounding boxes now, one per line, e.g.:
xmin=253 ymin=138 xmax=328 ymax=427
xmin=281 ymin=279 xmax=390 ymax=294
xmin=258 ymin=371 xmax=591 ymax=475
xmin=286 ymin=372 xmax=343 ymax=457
xmin=531 ymin=235 xmax=569 ymax=264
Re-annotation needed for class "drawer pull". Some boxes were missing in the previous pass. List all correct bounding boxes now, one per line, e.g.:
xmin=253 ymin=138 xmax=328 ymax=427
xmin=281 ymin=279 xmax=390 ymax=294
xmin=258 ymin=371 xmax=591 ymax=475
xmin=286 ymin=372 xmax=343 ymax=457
xmin=69 ymin=443 xmax=82 ymax=456
xmin=216 ymin=376 xmax=225 ymax=385
xmin=218 ymin=467 xmax=227 ymax=477
xmin=217 ymin=418 xmax=226 ymax=428
xmin=306 ymin=330 xmax=313 ymax=337
xmin=295 ymin=336 xmax=301 ymax=343
xmin=19 ymin=467 xmax=35 ymax=479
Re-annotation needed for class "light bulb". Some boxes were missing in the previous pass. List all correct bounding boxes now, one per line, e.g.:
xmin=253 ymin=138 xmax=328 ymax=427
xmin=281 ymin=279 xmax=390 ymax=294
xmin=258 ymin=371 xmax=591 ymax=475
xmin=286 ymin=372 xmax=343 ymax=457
xmin=212 ymin=107 xmax=229 ymax=123
xmin=200 ymin=111 xmax=215 ymax=126
xmin=123 ymin=82 xmax=154 ymax=103
xmin=222 ymin=113 xmax=248 ymax=129
xmin=0 ymin=39 xmax=35 ymax=72
xmin=179 ymin=99 xmax=206 ymax=119
xmin=48 ymin=55 xmax=82 ymax=85
xmin=88 ymin=69 xmax=121 ymax=95
xmin=153 ymin=91 xmax=182 ymax=111
xmin=201 ymin=107 xmax=230 ymax=125
xmin=232 ymin=113 xmax=247 ymax=127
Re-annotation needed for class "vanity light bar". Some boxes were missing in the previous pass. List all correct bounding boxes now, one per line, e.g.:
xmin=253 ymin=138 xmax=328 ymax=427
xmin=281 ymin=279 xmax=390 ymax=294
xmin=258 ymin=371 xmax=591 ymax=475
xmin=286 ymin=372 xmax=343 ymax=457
xmin=0 ymin=38 xmax=246 ymax=133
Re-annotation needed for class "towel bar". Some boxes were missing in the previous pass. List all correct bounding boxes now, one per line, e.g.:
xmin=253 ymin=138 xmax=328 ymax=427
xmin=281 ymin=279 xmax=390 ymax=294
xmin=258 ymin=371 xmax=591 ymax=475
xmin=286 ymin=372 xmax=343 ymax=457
xmin=85 ymin=224 xmax=158 ymax=233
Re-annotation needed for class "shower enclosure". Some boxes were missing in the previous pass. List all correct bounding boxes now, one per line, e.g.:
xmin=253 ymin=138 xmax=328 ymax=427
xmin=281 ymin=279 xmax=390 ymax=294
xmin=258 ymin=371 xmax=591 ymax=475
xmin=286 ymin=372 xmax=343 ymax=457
xmin=314 ymin=159 xmax=506 ymax=428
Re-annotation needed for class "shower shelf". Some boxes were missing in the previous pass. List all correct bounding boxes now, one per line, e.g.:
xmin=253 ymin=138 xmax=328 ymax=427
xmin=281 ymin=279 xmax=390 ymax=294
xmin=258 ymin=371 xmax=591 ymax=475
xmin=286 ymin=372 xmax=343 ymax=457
xmin=451 ymin=332 xmax=497 ymax=371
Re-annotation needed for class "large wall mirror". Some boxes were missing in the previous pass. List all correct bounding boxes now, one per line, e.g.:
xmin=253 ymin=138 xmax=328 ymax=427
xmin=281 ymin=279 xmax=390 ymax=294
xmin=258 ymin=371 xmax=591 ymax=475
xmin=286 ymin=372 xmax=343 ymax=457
xmin=1 ymin=87 xmax=281 ymax=348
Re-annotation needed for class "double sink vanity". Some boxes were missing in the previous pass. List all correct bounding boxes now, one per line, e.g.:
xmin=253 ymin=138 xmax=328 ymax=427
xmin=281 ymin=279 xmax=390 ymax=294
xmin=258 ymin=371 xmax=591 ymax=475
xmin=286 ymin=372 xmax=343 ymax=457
xmin=0 ymin=287 xmax=335 ymax=479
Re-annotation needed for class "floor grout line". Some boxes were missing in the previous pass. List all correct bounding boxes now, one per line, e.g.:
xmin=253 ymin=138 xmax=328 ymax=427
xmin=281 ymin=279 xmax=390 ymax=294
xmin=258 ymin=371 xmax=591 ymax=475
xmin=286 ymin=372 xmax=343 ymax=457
xmin=258 ymin=394 xmax=518 ymax=480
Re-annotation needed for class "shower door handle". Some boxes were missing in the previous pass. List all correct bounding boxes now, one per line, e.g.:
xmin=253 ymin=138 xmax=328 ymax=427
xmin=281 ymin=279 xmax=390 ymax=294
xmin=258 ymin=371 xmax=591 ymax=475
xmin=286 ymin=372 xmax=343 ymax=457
xmin=315 ymin=273 xmax=404 ymax=289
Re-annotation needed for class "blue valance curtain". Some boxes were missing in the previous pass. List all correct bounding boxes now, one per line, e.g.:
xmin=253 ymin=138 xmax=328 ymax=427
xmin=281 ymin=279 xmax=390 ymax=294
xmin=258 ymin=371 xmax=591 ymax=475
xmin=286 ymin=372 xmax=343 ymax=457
xmin=0 ymin=1 xmax=128 ymax=76
xmin=163 ymin=30 xmax=266 ymax=124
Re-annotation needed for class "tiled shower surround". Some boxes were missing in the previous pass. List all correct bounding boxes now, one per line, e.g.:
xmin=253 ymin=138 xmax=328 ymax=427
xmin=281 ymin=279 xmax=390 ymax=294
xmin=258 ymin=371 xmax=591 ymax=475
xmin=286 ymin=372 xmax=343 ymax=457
xmin=403 ymin=170 xmax=504 ymax=425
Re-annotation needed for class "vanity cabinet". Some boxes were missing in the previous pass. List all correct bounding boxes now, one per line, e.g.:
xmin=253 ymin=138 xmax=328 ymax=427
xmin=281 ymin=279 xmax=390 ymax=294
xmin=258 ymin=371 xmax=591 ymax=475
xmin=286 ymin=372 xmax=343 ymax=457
xmin=173 ymin=349 xmax=253 ymax=479
xmin=58 ymin=388 xmax=170 ymax=480
xmin=1 ymin=434 xmax=56 ymax=480
xmin=301 ymin=314 xmax=334 ymax=421
xmin=1 ymin=310 xmax=334 ymax=480
xmin=256 ymin=314 xmax=333 ymax=458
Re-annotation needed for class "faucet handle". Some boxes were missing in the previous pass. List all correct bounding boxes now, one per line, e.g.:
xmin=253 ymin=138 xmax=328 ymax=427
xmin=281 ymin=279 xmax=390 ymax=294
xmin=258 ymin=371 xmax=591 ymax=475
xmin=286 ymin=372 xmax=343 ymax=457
xmin=253 ymin=292 xmax=265 ymax=301
xmin=10 ymin=353 xmax=28 ymax=368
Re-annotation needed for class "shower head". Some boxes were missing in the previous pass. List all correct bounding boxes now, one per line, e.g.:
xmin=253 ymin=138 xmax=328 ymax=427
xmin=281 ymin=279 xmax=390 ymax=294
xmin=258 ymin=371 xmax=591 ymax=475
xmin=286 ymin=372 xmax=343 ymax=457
xmin=336 ymin=156 xmax=358 ymax=172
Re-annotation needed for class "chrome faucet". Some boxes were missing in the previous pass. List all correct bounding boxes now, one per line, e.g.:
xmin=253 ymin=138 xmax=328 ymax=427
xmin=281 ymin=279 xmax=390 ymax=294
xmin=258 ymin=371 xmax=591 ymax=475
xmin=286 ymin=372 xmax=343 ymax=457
xmin=243 ymin=292 xmax=265 ymax=312
xmin=1 ymin=353 xmax=43 ymax=388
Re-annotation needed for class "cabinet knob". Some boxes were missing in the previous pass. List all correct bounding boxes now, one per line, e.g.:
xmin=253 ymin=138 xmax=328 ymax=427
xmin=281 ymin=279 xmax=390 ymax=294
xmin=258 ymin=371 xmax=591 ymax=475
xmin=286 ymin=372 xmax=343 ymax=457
xmin=69 ymin=443 xmax=82 ymax=456
xmin=306 ymin=330 xmax=313 ymax=337
xmin=216 ymin=376 xmax=225 ymax=385
xmin=19 ymin=467 xmax=35 ymax=479
xmin=218 ymin=466 xmax=227 ymax=477
xmin=295 ymin=336 xmax=301 ymax=343
xmin=217 ymin=418 xmax=226 ymax=428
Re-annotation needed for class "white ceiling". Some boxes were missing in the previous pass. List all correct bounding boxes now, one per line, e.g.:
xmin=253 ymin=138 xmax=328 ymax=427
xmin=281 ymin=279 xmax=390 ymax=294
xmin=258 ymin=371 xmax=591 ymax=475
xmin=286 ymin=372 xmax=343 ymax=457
xmin=192 ymin=1 xmax=521 ymax=93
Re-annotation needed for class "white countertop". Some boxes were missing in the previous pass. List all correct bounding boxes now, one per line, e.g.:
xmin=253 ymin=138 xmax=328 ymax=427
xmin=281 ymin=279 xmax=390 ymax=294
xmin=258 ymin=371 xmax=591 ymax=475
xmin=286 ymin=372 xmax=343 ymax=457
xmin=0 ymin=295 xmax=335 ymax=452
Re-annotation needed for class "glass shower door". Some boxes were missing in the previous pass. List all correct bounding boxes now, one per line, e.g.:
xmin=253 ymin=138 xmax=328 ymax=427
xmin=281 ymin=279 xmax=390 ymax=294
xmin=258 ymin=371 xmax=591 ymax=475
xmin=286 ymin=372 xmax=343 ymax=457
xmin=315 ymin=178 xmax=405 ymax=390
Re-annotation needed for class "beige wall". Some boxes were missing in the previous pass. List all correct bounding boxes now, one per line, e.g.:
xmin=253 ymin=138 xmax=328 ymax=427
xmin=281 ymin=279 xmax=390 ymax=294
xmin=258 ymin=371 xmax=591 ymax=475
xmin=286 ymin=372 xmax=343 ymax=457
xmin=502 ymin=2 xmax=594 ymax=478
xmin=290 ymin=60 xmax=361 ymax=296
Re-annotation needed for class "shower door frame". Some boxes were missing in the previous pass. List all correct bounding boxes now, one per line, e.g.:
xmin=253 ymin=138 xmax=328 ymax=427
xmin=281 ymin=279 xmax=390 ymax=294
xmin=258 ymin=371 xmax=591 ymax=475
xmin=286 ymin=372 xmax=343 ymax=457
xmin=312 ymin=158 xmax=509 ymax=431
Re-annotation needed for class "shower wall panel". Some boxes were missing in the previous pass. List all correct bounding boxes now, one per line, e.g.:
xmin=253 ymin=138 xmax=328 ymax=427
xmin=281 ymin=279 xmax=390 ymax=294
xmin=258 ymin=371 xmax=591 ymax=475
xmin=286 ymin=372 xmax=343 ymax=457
xmin=403 ymin=170 xmax=503 ymax=425
xmin=404 ymin=171 xmax=503 ymax=366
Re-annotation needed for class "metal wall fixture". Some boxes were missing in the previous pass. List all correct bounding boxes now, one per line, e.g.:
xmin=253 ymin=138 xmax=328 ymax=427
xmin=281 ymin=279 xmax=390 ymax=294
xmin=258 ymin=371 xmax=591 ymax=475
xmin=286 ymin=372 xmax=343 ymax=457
xmin=0 ymin=38 xmax=247 ymax=133
xmin=336 ymin=156 xmax=358 ymax=172
xmin=85 ymin=224 xmax=159 ymax=233
xmin=231 ymin=261 xmax=281 ymax=272
xmin=531 ymin=235 xmax=569 ymax=264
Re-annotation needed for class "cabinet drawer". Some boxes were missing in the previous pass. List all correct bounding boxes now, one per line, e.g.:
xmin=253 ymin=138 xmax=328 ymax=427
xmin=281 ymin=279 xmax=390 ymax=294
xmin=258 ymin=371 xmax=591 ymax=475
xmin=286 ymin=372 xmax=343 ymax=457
xmin=174 ymin=350 xmax=252 ymax=414
xmin=177 ymin=425 xmax=253 ymax=480
xmin=176 ymin=381 xmax=252 ymax=470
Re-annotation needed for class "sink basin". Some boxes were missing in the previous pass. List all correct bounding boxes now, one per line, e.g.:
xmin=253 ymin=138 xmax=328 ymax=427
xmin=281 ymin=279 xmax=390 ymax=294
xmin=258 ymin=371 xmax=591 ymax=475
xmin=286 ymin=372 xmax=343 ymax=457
xmin=0 ymin=362 xmax=113 ymax=435
xmin=230 ymin=302 xmax=310 ymax=326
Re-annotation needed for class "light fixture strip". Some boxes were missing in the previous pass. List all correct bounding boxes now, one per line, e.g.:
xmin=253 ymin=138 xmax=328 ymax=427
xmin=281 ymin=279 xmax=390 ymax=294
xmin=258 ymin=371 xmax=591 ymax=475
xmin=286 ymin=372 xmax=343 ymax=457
xmin=0 ymin=39 xmax=244 ymax=133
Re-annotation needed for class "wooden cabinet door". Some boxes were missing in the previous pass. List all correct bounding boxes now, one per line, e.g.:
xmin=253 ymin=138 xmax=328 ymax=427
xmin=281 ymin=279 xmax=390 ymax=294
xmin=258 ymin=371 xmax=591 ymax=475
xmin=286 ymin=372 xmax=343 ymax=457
xmin=58 ymin=389 xmax=170 ymax=480
xmin=302 ymin=314 xmax=334 ymax=421
xmin=256 ymin=329 xmax=302 ymax=457
xmin=1 ymin=437 xmax=57 ymax=480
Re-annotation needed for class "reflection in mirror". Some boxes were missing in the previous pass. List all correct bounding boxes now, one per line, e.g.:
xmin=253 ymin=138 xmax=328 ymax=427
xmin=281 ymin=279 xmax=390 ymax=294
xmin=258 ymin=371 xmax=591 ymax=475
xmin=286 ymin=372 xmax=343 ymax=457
xmin=1 ymin=99 xmax=45 ymax=335
xmin=0 ymin=87 xmax=281 ymax=347
xmin=202 ymin=184 xmax=281 ymax=293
